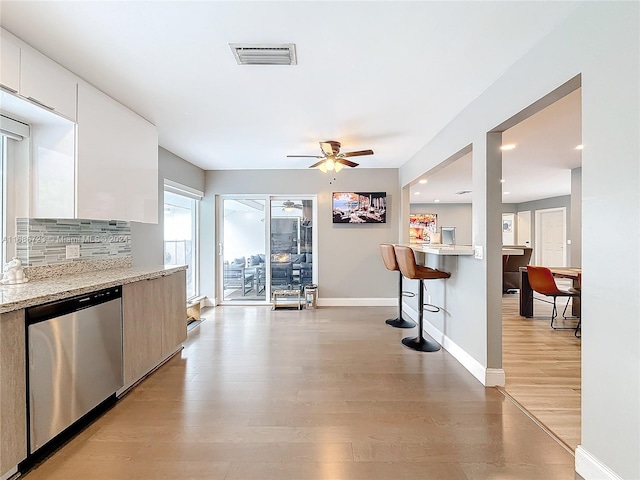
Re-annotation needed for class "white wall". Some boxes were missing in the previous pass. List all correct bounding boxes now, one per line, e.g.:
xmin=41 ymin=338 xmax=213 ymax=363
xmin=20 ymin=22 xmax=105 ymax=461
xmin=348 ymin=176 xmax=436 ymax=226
xmin=399 ymin=3 xmax=639 ymax=478
xmin=131 ymin=147 xmax=205 ymax=267
xmin=570 ymin=167 xmax=582 ymax=267
xmin=201 ymin=168 xmax=400 ymax=304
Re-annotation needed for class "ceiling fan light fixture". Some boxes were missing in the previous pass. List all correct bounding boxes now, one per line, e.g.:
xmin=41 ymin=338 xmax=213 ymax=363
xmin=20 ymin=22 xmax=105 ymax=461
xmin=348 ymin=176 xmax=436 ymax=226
xmin=325 ymin=158 xmax=335 ymax=171
xmin=334 ymin=162 xmax=344 ymax=172
xmin=318 ymin=162 xmax=328 ymax=173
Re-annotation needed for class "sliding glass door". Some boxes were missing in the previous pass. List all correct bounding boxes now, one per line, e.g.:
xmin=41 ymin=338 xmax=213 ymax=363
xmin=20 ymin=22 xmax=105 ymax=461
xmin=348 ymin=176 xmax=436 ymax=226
xmin=219 ymin=195 xmax=315 ymax=305
xmin=269 ymin=198 xmax=314 ymax=300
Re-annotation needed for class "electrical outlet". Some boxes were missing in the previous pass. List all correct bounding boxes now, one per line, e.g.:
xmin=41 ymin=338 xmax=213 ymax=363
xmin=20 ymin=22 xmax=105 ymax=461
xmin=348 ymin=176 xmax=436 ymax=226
xmin=474 ymin=245 xmax=484 ymax=260
xmin=66 ymin=244 xmax=80 ymax=259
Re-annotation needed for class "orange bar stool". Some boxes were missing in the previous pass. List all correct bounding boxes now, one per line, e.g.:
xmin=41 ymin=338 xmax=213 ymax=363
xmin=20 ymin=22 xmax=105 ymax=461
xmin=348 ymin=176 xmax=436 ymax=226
xmin=393 ymin=245 xmax=451 ymax=352
xmin=379 ymin=244 xmax=416 ymax=329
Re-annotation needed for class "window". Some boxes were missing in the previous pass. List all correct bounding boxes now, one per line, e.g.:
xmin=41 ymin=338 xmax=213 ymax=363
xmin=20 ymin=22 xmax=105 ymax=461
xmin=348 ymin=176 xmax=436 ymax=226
xmin=164 ymin=181 xmax=202 ymax=300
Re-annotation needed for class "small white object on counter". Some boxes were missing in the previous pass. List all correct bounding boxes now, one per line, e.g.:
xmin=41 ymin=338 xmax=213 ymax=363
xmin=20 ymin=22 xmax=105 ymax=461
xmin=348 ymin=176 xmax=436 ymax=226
xmin=1 ymin=257 xmax=29 ymax=285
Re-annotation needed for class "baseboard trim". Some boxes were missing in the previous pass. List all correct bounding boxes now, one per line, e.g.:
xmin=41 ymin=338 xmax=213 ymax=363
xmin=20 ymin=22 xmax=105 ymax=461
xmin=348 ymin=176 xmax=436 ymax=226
xmin=575 ymin=446 xmax=623 ymax=480
xmin=318 ymin=298 xmax=396 ymax=307
xmin=403 ymin=303 xmax=504 ymax=387
xmin=1 ymin=466 xmax=18 ymax=480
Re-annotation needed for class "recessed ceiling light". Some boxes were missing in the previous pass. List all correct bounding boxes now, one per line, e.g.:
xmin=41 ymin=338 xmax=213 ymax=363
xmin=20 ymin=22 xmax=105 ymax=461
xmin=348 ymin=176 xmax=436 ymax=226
xmin=414 ymin=192 xmax=421 ymax=195
xmin=503 ymin=192 xmax=511 ymax=195
xmin=434 ymin=199 xmax=440 ymax=203
xmin=575 ymin=144 xmax=584 ymax=150
xmin=500 ymin=179 xmax=506 ymax=183
xmin=500 ymin=144 xmax=516 ymax=151
xmin=419 ymin=179 xmax=428 ymax=184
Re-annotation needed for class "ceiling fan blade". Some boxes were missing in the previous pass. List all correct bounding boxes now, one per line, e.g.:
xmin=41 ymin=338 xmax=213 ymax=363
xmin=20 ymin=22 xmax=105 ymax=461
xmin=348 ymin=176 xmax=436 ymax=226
xmin=337 ymin=159 xmax=359 ymax=168
xmin=308 ymin=160 xmax=325 ymax=168
xmin=342 ymin=149 xmax=374 ymax=157
xmin=320 ymin=142 xmax=334 ymax=156
xmin=287 ymin=155 xmax=324 ymax=158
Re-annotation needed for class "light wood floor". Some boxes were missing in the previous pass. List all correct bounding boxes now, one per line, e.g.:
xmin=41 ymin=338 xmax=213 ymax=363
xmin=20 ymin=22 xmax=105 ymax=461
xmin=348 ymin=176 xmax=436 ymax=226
xmin=502 ymin=291 xmax=581 ymax=451
xmin=24 ymin=306 xmax=575 ymax=479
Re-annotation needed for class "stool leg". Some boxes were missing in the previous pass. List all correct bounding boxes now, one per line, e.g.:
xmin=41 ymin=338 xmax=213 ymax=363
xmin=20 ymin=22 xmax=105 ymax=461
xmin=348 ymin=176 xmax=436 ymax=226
xmin=402 ymin=279 xmax=441 ymax=352
xmin=386 ymin=272 xmax=416 ymax=329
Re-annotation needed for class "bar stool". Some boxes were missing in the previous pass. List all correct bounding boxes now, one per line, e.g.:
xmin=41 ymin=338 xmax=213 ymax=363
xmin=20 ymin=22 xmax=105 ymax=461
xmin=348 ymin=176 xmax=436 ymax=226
xmin=379 ymin=244 xmax=416 ymax=329
xmin=393 ymin=245 xmax=451 ymax=352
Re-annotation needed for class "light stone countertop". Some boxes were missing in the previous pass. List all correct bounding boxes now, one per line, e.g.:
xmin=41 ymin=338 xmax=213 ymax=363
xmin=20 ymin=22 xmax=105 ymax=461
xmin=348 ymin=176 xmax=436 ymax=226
xmin=406 ymin=243 xmax=475 ymax=255
xmin=0 ymin=264 xmax=187 ymax=314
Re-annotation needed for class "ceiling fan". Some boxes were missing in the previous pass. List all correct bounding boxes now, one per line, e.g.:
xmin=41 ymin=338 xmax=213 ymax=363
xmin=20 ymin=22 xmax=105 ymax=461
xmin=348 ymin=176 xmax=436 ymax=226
xmin=287 ymin=140 xmax=374 ymax=172
xmin=282 ymin=200 xmax=303 ymax=211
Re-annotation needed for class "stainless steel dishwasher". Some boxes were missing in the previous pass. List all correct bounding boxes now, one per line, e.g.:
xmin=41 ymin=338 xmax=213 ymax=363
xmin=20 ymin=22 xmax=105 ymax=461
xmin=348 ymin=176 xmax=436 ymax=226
xmin=26 ymin=286 xmax=123 ymax=453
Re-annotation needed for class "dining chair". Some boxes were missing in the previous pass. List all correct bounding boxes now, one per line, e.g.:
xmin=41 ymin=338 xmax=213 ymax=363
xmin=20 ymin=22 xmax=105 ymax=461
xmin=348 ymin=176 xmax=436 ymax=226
xmin=526 ymin=265 xmax=580 ymax=332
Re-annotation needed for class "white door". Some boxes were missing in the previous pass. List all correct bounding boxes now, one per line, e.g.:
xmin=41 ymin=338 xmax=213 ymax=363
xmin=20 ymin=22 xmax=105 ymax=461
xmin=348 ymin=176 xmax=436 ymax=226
xmin=517 ymin=211 xmax=532 ymax=247
xmin=535 ymin=208 xmax=566 ymax=266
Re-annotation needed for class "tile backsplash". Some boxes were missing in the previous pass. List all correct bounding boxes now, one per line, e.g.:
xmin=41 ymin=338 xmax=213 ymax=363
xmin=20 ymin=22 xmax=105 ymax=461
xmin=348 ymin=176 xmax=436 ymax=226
xmin=15 ymin=218 xmax=131 ymax=267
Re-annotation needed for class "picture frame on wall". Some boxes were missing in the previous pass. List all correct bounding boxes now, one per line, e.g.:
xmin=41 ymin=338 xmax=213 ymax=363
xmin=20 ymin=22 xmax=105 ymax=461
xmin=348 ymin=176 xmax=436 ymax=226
xmin=410 ymin=213 xmax=437 ymax=242
xmin=332 ymin=192 xmax=386 ymax=224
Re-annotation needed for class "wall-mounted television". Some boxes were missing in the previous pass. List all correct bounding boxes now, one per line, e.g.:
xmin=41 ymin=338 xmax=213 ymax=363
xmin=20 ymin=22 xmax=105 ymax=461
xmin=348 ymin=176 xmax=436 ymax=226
xmin=332 ymin=192 xmax=386 ymax=224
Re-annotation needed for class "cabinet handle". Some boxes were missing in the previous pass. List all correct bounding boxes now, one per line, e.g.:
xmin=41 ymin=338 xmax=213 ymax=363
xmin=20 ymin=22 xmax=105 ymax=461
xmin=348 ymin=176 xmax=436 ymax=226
xmin=26 ymin=96 xmax=55 ymax=111
xmin=0 ymin=84 xmax=18 ymax=94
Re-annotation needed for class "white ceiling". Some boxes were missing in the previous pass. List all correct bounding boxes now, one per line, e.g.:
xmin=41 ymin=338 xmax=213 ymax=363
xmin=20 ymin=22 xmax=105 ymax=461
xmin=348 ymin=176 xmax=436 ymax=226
xmin=411 ymin=88 xmax=582 ymax=204
xmin=0 ymin=1 xmax=580 ymax=202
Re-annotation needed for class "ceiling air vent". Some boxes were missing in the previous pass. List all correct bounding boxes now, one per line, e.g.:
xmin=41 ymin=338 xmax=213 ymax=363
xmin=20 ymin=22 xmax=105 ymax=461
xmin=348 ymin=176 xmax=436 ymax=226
xmin=455 ymin=190 xmax=472 ymax=195
xmin=229 ymin=43 xmax=297 ymax=65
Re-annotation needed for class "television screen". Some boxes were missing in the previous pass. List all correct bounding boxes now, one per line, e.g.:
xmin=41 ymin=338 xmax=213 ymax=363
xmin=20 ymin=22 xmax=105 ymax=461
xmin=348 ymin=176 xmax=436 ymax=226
xmin=332 ymin=192 xmax=386 ymax=224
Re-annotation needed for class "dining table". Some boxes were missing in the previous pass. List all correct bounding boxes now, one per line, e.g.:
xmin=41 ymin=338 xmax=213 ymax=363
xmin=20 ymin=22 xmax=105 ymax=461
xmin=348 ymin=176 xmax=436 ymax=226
xmin=519 ymin=266 xmax=582 ymax=317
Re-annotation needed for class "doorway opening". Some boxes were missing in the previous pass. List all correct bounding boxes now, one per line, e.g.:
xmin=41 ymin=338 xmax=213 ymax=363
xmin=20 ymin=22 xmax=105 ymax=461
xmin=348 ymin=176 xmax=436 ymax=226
xmin=498 ymin=79 xmax=582 ymax=451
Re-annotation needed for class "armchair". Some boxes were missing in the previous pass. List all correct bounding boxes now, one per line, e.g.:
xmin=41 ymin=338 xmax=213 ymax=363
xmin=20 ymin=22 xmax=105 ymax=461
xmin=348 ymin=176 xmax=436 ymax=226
xmin=223 ymin=256 xmax=254 ymax=295
xmin=271 ymin=262 xmax=293 ymax=289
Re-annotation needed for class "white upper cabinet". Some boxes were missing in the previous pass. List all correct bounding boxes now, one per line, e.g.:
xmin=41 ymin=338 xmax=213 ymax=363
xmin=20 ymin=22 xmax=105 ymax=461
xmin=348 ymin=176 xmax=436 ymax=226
xmin=123 ymin=112 xmax=159 ymax=223
xmin=20 ymin=47 xmax=77 ymax=121
xmin=0 ymin=37 xmax=21 ymax=93
xmin=77 ymin=83 xmax=158 ymax=223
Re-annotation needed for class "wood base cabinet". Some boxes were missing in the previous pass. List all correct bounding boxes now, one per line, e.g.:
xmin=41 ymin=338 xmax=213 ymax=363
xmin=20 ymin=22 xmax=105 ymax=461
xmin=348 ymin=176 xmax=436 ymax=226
xmin=0 ymin=310 xmax=27 ymax=478
xmin=122 ymin=270 xmax=187 ymax=389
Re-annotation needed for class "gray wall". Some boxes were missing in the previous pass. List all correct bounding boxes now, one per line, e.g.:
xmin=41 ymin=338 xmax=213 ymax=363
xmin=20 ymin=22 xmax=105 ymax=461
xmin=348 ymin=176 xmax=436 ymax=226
xmin=201 ymin=168 xmax=400 ymax=302
xmin=410 ymin=203 xmax=473 ymax=245
xmin=516 ymin=195 xmax=571 ymax=262
xmin=131 ymin=147 xmax=205 ymax=267
xmin=398 ymin=3 xmax=639 ymax=478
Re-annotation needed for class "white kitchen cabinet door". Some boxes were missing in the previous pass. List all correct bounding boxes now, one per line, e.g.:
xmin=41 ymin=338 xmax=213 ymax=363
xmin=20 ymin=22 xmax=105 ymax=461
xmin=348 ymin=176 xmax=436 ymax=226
xmin=76 ymin=83 xmax=128 ymax=220
xmin=20 ymin=47 xmax=77 ymax=121
xmin=123 ymin=111 xmax=158 ymax=224
xmin=0 ymin=37 xmax=20 ymax=93
xmin=30 ymin=122 xmax=76 ymax=218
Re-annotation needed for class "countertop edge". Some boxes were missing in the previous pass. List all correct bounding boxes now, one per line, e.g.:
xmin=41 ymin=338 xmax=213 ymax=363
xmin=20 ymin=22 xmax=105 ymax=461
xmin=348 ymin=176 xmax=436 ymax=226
xmin=0 ymin=265 xmax=187 ymax=314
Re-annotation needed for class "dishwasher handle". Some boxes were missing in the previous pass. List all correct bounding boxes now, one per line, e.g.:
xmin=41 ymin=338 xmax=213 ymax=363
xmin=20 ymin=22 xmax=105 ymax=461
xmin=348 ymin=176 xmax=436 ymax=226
xmin=27 ymin=286 xmax=122 ymax=324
